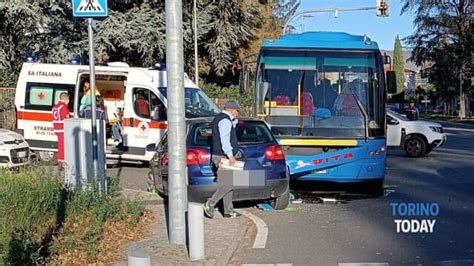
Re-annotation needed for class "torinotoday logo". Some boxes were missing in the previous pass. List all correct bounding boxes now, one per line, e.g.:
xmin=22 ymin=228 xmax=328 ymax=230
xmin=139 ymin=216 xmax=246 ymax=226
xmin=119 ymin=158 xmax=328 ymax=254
xmin=390 ymin=202 xmax=439 ymax=233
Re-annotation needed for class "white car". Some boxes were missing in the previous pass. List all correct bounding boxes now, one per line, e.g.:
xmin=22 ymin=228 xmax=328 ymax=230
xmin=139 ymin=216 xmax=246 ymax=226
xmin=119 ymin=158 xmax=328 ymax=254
xmin=0 ymin=129 xmax=31 ymax=167
xmin=387 ymin=110 xmax=447 ymax=157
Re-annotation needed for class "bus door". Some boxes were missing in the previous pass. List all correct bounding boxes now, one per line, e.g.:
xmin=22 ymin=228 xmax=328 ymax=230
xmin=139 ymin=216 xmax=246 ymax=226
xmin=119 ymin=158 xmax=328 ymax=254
xmin=122 ymin=85 xmax=167 ymax=158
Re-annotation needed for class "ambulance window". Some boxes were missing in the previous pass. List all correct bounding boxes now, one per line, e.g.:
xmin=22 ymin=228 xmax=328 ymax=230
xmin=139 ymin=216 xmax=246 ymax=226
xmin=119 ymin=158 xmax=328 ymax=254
xmin=133 ymin=88 xmax=165 ymax=120
xmin=25 ymin=83 xmax=75 ymax=111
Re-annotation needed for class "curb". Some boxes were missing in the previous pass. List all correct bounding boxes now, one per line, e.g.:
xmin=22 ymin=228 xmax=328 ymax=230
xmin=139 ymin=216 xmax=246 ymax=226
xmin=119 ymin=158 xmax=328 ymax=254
xmin=217 ymin=216 xmax=249 ymax=265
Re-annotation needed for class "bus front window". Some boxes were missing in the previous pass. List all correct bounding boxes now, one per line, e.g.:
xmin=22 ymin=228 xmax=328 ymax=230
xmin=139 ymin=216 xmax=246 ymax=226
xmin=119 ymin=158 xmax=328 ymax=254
xmin=260 ymin=50 xmax=383 ymax=138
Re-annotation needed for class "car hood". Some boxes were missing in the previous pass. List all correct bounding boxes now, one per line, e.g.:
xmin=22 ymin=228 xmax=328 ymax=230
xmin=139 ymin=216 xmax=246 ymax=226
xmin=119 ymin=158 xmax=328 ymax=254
xmin=404 ymin=120 xmax=443 ymax=128
xmin=0 ymin=129 xmax=25 ymax=143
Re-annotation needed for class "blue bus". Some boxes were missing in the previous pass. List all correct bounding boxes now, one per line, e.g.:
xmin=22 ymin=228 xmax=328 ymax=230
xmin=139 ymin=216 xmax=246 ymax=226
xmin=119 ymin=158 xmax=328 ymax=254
xmin=253 ymin=32 xmax=395 ymax=188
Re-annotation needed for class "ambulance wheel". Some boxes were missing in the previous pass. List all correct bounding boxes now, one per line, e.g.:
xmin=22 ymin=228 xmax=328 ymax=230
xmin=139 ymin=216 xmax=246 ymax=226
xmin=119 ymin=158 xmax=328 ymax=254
xmin=37 ymin=151 xmax=56 ymax=162
xmin=270 ymin=185 xmax=289 ymax=210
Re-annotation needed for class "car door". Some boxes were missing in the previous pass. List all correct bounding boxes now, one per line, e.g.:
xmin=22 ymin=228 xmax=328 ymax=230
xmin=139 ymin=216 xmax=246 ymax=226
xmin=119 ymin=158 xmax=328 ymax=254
xmin=387 ymin=113 xmax=402 ymax=146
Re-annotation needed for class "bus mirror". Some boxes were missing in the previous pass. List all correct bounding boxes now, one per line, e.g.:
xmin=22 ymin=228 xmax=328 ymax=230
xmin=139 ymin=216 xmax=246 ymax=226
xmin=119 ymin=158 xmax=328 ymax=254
xmin=386 ymin=71 xmax=397 ymax=94
xmin=384 ymin=54 xmax=391 ymax=65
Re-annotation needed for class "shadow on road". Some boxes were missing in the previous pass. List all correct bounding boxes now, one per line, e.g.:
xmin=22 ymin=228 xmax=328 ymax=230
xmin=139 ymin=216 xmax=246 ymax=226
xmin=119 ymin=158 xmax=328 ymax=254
xmin=290 ymin=179 xmax=384 ymax=204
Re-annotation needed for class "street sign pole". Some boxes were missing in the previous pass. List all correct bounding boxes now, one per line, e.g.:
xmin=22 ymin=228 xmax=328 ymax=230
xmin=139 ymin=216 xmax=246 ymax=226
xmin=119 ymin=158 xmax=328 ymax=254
xmin=88 ymin=18 xmax=99 ymax=181
xmin=165 ymin=0 xmax=188 ymax=246
xmin=72 ymin=0 xmax=108 ymax=190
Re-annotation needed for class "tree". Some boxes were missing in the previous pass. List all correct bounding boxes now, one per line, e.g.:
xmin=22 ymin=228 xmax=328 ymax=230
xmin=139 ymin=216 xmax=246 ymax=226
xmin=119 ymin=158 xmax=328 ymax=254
xmin=0 ymin=3 xmax=45 ymax=85
xmin=401 ymin=0 xmax=473 ymax=115
xmin=393 ymin=35 xmax=405 ymax=94
xmin=0 ymin=0 xmax=258 ymax=85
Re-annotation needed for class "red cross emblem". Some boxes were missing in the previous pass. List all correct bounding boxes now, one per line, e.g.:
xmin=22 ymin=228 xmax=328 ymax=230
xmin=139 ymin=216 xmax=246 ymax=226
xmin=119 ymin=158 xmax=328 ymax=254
xmin=138 ymin=121 xmax=149 ymax=134
xmin=38 ymin=92 xmax=45 ymax=100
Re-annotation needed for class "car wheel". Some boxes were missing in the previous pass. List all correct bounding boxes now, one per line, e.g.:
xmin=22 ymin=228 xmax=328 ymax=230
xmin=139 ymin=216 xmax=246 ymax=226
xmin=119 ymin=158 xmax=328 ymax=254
xmin=270 ymin=185 xmax=289 ymax=210
xmin=404 ymin=135 xmax=427 ymax=157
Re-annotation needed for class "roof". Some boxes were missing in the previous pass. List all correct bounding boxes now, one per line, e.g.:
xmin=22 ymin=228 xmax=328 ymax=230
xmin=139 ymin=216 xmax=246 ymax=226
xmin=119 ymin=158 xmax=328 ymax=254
xmin=262 ymin=32 xmax=380 ymax=50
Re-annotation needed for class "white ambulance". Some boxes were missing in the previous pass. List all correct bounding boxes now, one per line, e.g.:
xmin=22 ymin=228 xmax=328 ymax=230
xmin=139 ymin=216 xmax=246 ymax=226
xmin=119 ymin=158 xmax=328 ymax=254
xmin=14 ymin=62 xmax=220 ymax=162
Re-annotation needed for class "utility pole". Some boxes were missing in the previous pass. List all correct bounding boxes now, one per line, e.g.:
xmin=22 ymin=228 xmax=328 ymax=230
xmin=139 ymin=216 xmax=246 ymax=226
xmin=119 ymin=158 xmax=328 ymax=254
xmin=459 ymin=69 xmax=464 ymax=120
xmin=88 ymin=18 xmax=99 ymax=181
xmin=193 ymin=0 xmax=199 ymax=86
xmin=165 ymin=0 xmax=188 ymax=246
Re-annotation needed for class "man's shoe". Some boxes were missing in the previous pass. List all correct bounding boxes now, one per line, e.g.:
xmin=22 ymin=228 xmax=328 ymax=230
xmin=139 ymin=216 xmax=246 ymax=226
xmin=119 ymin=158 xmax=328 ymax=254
xmin=203 ymin=201 xmax=215 ymax=218
xmin=224 ymin=210 xmax=241 ymax=218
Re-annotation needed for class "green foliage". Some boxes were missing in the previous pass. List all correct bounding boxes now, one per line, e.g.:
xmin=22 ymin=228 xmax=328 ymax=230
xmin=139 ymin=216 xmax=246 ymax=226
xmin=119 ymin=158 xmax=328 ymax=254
xmin=393 ymin=35 xmax=405 ymax=94
xmin=273 ymin=0 xmax=300 ymax=20
xmin=200 ymin=83 xmax=253 ymax=116
xmin=51 ymin=184 xmax=144 ymax=259
xmin=0 ymin=167 xmax=144 ymax=264
xmin=1 ymin=1 xmax=258 ymax=82
xmin=0 ymin=69 xmax=17 ymax=87
xmin=401 ymin=0 xmax=473 ymax=99
xmin=0 ymin=167 xmax=63 ymax=265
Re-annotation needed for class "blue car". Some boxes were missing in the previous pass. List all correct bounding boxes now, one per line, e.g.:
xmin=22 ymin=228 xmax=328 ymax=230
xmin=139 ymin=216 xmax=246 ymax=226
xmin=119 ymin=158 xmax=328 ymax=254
xmin=149 ymin=117 xmax=290 ymax=209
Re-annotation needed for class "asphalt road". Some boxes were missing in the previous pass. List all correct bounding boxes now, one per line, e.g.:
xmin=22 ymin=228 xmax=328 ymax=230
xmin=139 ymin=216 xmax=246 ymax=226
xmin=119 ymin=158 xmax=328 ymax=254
xmin=112 ymin=121 xmax=474 ymax=265
xmin=233 ymin=120 xmax=474 ymax=265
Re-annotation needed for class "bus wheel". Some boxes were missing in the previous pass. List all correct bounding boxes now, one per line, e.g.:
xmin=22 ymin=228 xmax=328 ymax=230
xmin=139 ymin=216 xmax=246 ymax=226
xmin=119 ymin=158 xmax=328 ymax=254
xmin=404 ymin=135 xmax=427 ymax=157
xmin=37 ymin=151 xmax=56 ymax=162
xmin=270 ymin=185 xmax=289 ymax=210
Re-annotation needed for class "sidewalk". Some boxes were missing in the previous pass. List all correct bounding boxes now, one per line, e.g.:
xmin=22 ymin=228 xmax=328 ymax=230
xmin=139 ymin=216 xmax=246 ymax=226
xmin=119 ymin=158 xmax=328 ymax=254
xmin=116 ymin=189 xmax=248 ymax=265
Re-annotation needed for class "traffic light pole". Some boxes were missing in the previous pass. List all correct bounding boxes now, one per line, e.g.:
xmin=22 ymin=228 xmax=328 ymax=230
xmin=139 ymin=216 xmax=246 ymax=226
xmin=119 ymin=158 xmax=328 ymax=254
xmin=165 ymin=0 xmax=188 ymax=246
xmin=283 ymin=3 xmax=389 ymax=35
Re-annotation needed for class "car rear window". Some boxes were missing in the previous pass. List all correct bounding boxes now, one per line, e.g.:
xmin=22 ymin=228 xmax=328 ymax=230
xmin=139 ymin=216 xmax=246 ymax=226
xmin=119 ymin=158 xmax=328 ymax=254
xmin=191 ymin=121 xmax=274 ymax=147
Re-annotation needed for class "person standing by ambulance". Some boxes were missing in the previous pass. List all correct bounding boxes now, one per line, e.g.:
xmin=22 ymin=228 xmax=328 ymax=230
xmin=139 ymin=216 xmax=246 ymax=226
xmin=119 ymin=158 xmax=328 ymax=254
xmin=52 ymin=92 xmax=70 ymax=168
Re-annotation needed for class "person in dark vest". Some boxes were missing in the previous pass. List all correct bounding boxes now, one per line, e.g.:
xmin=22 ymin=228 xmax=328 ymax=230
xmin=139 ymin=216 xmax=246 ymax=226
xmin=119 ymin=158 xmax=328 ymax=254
xmin=203 ymin=100 xmax=242 ymax=218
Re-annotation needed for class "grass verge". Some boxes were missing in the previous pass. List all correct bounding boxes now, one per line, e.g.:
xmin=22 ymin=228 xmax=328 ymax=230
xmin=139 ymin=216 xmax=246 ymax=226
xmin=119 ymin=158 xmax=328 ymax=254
xmin=0 ymin=166 xmax=149 ymax=265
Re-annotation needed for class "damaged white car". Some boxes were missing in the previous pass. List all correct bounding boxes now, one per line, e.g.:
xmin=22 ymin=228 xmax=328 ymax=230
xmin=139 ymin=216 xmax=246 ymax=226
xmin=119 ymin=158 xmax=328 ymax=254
xmin=0 ymin=129 xmax=31 ymax=168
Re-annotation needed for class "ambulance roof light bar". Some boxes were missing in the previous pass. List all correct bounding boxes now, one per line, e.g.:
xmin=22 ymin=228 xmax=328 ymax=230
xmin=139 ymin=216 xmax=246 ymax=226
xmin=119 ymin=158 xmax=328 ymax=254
xmin=25 ymin=52 xmax=39 ymax=63
xmin=152 ymin=62 xmax=167 ymax=71
xmin=68 ymin=54 xmax=82 ymax=65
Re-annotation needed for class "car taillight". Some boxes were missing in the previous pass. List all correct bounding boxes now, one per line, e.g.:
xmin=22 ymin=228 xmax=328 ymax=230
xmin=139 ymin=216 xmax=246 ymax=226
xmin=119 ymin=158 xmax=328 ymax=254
xmin=186 ymin=148 xmax=211 ymax=165
xmin=265 ymin=145 xmax=285 ymax=160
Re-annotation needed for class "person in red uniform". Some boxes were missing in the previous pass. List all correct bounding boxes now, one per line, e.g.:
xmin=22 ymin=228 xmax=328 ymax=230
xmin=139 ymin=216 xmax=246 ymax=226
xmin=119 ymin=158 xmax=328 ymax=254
xmin=52 ymin=92 xmax=70 ymax=167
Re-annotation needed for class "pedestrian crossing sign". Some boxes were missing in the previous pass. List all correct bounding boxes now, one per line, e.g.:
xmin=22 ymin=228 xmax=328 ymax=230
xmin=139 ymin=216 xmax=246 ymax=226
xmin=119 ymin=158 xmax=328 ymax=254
xmin=72 ymin=0 xmax=108 ymax=17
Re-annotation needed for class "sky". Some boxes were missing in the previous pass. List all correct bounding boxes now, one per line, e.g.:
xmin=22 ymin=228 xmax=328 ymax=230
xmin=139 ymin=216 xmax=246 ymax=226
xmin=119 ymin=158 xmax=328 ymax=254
xmin=293 ymin=0 xmax=415 ymax=50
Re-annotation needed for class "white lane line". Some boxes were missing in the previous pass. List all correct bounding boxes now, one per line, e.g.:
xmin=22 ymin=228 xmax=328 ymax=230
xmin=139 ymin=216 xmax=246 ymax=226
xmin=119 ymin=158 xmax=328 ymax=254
xmin=238 ymin=210 xmax=268 ymax=249
xmin=444 ymin=127 xmax=474 ymax=132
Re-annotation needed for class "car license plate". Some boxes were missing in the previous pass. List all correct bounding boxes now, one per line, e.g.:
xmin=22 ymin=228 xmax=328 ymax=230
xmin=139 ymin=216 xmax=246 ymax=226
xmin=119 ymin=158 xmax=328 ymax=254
xmin=312 ymin=169 xmax=327 ymax=174
xmin=17 ymin=151 xmax=27 ymax=158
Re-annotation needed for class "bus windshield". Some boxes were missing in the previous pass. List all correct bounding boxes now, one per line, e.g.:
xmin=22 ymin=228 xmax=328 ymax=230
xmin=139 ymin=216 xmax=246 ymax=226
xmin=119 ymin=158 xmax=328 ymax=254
xmin=257 ymin=50 xmax=385 ymax=138
xmin=159 ymin=87 xmax=220 ymax=118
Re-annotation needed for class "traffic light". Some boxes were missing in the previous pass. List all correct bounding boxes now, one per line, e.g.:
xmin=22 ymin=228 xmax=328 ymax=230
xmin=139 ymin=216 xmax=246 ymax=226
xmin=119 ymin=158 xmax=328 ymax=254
xmin=376 ymin=0 xmax=389 ymax=17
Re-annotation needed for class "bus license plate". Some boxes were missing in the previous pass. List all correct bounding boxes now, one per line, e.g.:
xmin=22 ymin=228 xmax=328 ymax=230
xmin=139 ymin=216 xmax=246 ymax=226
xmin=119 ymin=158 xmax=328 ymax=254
xmin=17 ymin=151 xmax=27 ymax=158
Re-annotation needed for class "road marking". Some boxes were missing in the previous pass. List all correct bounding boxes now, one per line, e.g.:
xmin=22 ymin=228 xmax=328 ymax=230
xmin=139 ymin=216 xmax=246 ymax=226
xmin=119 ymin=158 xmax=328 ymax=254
xmin=444 ymin=127 xmax=474 ymax=132
xmin=238 ymin=210 xmax=268 ymax=249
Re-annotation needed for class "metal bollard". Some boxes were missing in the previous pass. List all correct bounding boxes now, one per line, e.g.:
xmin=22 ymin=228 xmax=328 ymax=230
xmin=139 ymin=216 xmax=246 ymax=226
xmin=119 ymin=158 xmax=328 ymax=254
xmin=128 ymin=252 xmax=151 ymax=266
xmin=188 ymin=202 xmax=205 ymax=261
